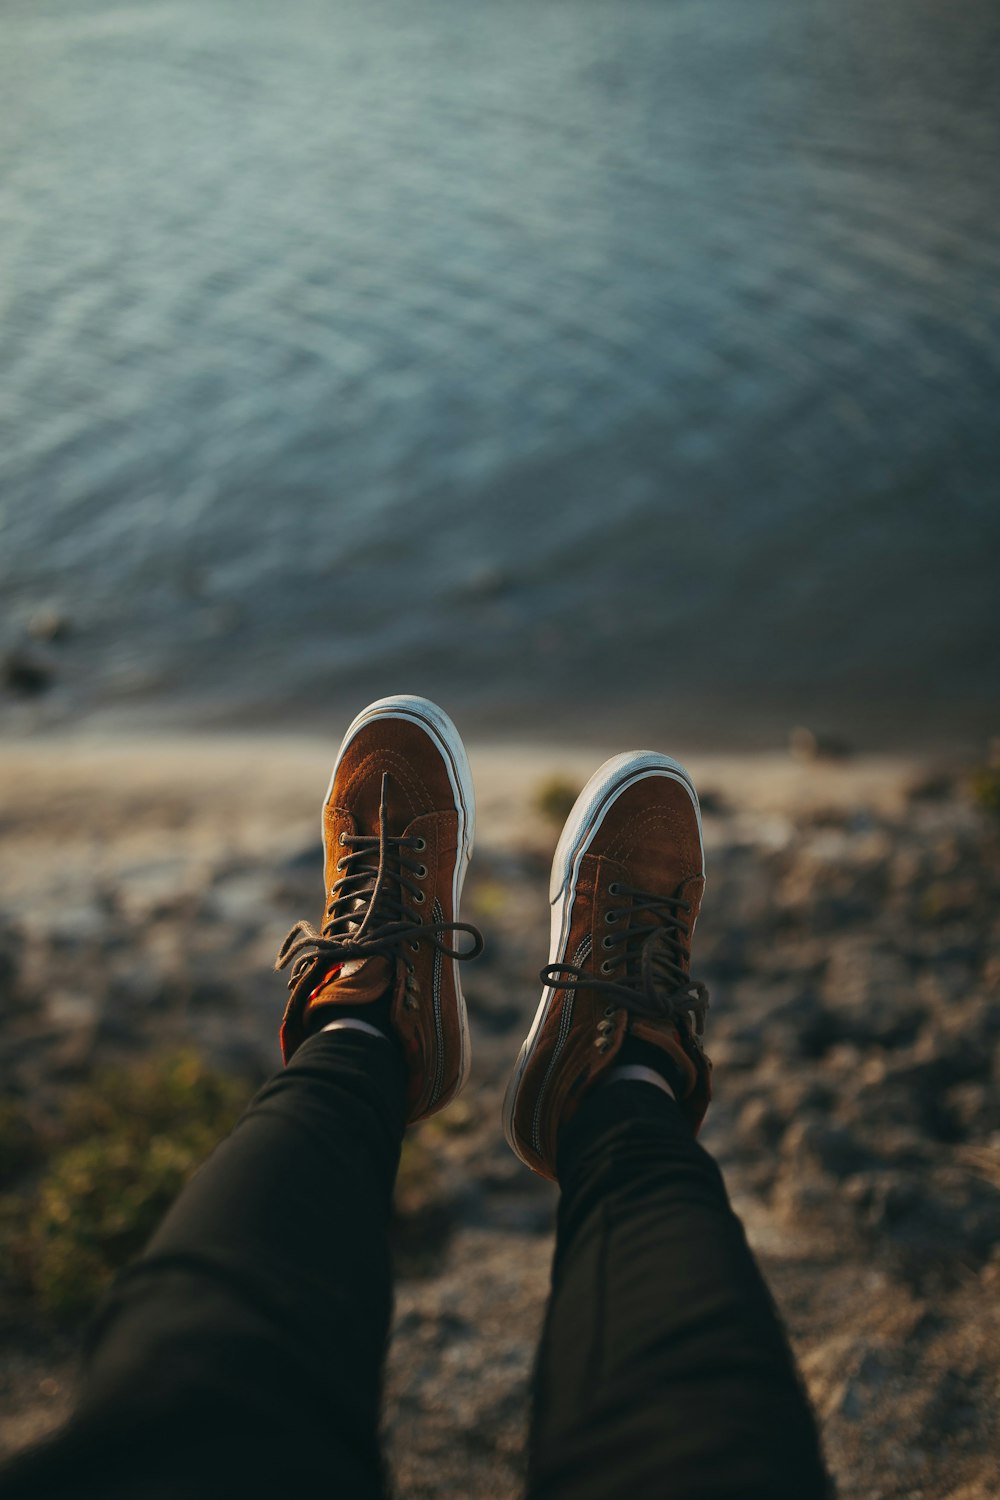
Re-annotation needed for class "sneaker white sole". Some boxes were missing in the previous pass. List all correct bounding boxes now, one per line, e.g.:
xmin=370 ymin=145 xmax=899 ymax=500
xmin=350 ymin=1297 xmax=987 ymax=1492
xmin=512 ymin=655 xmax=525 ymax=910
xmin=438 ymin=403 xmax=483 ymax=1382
xmin=501 ymin=751 xmax=703 ymax=1167
xmin=326 ymin=694 xmax=476 ymax=1103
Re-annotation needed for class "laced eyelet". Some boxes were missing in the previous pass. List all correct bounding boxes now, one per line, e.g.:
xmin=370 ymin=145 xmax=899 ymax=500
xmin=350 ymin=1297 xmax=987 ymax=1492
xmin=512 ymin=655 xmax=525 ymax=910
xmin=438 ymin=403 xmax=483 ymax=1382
xmin=603 ymin=1005 xmax=616 ymax=1018
xmin=604 ymin=910 xmax=619 ymax=925
xmin=415 ymin=864 xmax=428 ymax=879
xmin=413 ymin=890 xmax=425 ymax=904
xmin=336 ymin=859 xmax=346 ymax=872
xmin=409 ymin=941 xmax=420 ymax=953
xmin=413 ymin=837 xmax=426 ymax=852
xmin=338 ymin=831 xmax=348 ymax=846
xmin=607 ymin=882 xmax=620 ymax=896
xmin=600 ymin=959 xmax=614 ymax=974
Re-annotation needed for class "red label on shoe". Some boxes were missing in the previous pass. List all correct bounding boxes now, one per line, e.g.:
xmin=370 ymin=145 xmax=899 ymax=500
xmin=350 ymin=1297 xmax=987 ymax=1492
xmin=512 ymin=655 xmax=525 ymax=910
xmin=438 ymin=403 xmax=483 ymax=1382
xmin=307 ymin=964 xmax=343 ymax=1004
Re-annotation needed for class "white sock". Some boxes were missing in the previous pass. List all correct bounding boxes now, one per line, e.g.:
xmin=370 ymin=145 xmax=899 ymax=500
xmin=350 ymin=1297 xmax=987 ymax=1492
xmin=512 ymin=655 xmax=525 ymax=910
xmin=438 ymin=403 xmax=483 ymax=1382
xmin=604 ymin=1063 xmax=676 ymax=1101
xmin=320 ymin=1018 xmax=388 ymax=1041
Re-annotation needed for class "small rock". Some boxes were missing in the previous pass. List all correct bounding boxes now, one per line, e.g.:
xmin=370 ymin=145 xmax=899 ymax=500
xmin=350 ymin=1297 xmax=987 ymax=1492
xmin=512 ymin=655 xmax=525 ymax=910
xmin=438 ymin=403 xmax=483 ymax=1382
xmin=706 ymin=1035 xmax=759 ymax=1070
xmin=696 ymin=787 xmax=728 ymax=816
xmin=800 ymin=805 xmax=851 ymax=830
xmin=789 ymin=726 xmax=853 ymax=763
xmin=44 ymin=991 xmax=99 ymax=1029
xmin=736 ymin=1095 xmax=785 ymax=1149
xmin=208 ymin=872 xmax=274 ymax=927
xmin=2 ymin=649 xmax=55 ymax=696
xmin=945 ymin=1081 xmax=996 ymax=1137
xmin=906 ymin=769 xmax=958 ymax=804
xmin=27 ymin=608 xmax=71 ymax=643
xmin=275 ymin=843 xmax=320 ymax=875
xmin=41 ymin=904 xmax=110 ymax=949
xmin=846 ymin=1166 xmax=1000 ymax=1279
xmin=461 ymin=564 xmax=510 ymax=600
xmin=836 ymin=1347 xmax=892 ymax=1421
xmin=782 ymin=1118 xmax=871 ymax=1179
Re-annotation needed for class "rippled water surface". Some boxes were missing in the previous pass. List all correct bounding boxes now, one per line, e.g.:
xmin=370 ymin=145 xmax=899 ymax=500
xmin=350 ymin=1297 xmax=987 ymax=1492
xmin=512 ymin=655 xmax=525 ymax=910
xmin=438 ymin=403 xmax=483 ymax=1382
xmin=1 ymin=0 xmax=998 ymax=746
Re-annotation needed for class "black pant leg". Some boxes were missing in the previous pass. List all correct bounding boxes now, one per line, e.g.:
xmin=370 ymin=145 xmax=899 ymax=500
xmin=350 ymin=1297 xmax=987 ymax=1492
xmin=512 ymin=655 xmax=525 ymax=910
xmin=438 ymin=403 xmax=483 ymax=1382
xmin=0 ymin=1028 xmax=406 ymax=1500
xmin=527 ymin=1082 xmax=831 ymax=1500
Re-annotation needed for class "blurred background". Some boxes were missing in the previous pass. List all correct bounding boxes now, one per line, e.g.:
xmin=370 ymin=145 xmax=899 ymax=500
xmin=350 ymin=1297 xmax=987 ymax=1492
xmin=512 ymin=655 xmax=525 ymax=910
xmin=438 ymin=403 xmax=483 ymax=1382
xmin=3 ymin=7 xmax=1000 ymax=1492
xmin=2 ymin=0 xmax=998 ymax=750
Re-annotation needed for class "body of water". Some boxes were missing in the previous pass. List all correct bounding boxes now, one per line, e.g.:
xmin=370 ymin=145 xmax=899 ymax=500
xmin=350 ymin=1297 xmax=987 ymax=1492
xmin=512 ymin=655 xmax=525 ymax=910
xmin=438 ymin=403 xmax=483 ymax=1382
xmin=2 ymin=0 xmax=998 ymax=747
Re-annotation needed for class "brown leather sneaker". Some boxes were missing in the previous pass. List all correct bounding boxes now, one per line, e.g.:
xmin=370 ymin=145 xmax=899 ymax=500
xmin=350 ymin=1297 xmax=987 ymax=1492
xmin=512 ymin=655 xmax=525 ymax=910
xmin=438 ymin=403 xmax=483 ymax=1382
xmin=503 ymin=751 xmax=711 ymax=1180
xmin=275 ymin=695 xmax=483 ymax=1123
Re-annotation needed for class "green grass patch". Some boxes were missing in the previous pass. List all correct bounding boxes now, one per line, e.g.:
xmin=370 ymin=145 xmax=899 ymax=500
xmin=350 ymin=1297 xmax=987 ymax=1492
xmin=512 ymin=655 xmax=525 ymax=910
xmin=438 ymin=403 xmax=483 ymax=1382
xmin=391 ymin=1124 xmax=457 ymax=1276
xmin=968 ymin=762 xmax=1000 ymax=820
xmin=468 ymin=878 xmax=508 ymax=918
xmin=534 ymin=774 xmax=581 ymax=829
xmin=0 ymin=1053 xmax=251 ymax=1324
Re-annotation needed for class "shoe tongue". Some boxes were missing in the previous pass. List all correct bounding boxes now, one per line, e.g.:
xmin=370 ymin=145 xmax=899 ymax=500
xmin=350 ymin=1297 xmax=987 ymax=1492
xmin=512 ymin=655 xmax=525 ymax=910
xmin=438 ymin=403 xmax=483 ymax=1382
xmin=308 ymin=954 xmax=395 ymax=1007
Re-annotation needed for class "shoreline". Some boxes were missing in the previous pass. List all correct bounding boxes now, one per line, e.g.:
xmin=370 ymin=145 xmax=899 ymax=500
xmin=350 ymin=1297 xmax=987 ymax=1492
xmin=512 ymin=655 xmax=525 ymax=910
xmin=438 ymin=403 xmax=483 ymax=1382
xmin=0 ymin=726 xmax=945 ymax=806
xmin=0 ymin=730 xmax=953 ymax=906
xmin=2 ymin=687 xmax=994 ymax=762
xmin=0 ymin=730 xmax=947 ymax=909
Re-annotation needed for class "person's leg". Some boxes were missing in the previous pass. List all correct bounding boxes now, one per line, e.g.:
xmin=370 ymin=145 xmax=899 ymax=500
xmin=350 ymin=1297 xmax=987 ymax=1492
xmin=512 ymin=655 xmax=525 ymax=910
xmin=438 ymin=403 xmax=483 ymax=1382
xmin=527 ymin=1079 xmax=830 ymax=1500
xmin=0 ymin=1027 xmax=406 ymax=1500
xmin=504 ymin=750 xmax=830 ymax=1499
xmin=2 ymin=694 xmax=484 ymax=1500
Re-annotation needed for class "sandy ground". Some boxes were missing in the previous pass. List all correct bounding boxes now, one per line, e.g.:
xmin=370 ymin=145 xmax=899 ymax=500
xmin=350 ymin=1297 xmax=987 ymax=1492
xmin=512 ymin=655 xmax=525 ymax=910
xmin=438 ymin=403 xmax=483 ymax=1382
xmin=0 ymin=733 xmax=997 ymax=1498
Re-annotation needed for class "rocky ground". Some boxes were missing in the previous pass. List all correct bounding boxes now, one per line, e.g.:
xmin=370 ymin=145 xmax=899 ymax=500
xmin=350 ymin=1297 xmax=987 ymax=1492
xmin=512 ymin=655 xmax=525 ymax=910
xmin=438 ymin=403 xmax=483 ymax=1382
xmin=0 ymin=736 xmax=997 ymax=1498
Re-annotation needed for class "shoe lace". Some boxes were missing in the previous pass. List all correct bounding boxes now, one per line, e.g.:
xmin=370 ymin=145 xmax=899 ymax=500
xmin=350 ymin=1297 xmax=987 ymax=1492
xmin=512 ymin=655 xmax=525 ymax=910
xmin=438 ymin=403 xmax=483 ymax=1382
xmin=540 ymin=882 xmax=709 ymax=1036
xmin=275 ymin=770 xmax=483 ymax=992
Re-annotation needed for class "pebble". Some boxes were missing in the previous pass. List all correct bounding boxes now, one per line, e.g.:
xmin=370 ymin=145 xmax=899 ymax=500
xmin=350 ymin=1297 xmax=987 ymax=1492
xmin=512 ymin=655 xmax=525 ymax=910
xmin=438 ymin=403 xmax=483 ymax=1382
xmin=2 ymin=649 xmax=55 ymax=696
